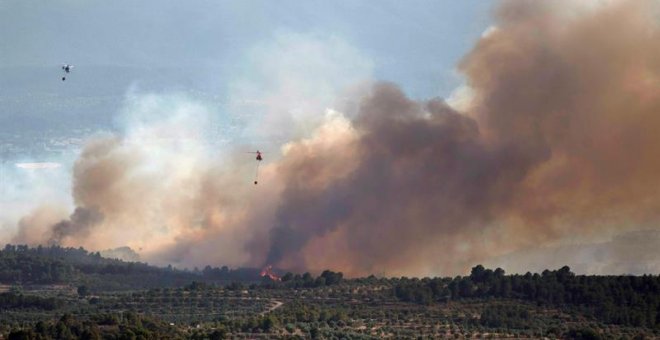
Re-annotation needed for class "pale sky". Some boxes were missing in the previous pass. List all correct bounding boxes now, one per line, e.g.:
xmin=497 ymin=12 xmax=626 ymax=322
xmin=0 ymin=1 xmax=493 ymax=139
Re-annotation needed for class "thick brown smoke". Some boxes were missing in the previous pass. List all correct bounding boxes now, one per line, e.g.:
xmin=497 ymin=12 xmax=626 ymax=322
xmin=254 ymin=87 xmax=513 ymax=275
xmin=42 ymin=137 xmax=135 ymax=246
xmin=249 ymin=0 xmax=660 ymax=276
xmin=13 ymin=0 xmax=660 ymax=276
xmin=49 ymin=207 xmax=104 ymax=245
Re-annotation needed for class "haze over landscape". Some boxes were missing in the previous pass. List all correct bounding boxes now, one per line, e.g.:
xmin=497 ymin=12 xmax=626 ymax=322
xmin=2 ymin=0 xmax=660 ymax=278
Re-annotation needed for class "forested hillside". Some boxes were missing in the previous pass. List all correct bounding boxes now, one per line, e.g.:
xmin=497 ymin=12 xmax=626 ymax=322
xmin=1 ymin=245 xmax=658 ymax=338
xmin=0 ymin=244 xmax=264 ymax=290
xmin=394 ymin=265 xmax=660 ymax=329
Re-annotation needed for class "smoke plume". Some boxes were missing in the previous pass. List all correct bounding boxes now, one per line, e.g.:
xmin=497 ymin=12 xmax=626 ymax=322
xmin=251 ymin=0 xmax=660 ymax=276
xmin=10 ymin=0 xmax=660 ymax=276
xmin=49 ymin=207 xmax=104 ymax=245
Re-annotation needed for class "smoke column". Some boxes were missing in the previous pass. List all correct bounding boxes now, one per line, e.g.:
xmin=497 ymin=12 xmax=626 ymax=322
xmin=9 ymin=0 xmax=660 ymax=276
xmin=251 ymin=0 xmax=660 ymax=276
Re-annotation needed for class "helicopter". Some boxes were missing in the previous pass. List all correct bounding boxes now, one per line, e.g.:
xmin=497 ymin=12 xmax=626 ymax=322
xmin=247 ymin=150 xmax=263 ymax=184
xmin=61 ymin=64 xmax=74 ymax=81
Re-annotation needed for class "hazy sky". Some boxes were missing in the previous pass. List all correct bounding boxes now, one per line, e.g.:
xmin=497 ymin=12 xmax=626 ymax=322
xmin=0 ymin=0 xmax=492 ymax=97
xmin=0 ymin=0 xmax=495 ymax=163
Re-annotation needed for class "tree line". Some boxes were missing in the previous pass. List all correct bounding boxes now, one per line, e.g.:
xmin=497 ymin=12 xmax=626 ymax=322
xmin=0 ymin=245 xmax=270 ymax=290
xmin=394 ymin=265 xmax=660 ymax=329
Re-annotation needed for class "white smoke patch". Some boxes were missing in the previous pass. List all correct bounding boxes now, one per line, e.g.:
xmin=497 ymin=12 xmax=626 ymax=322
xmin=480 ymin=25 xmax=498 ymax=39
xmin=228 ymin=31 xmax=373 ymax=143
xmin=1 ymin=157 xmax=73 ymax=243
xmin=3 ymin=93 xmax=221 ymax=254
xmin=116 ymin=92 xmax=216 ymax=180
xmin=446 ymin=84 xmax=475 ymax=112
xmin=73 ymin=94 xmax=220 ymax=253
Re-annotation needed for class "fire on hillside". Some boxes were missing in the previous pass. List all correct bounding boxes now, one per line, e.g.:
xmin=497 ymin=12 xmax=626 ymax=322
xmin=260 ymin=265 xmax=281 ymax=281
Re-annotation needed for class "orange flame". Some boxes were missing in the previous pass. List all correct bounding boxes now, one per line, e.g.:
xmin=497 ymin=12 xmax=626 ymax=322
xmin=260 ymin=265 xmax=281 ymax=281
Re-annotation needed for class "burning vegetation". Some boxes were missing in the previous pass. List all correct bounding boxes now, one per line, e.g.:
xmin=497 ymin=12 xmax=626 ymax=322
xmin=260 ymin=265 xmax=281 ymax=282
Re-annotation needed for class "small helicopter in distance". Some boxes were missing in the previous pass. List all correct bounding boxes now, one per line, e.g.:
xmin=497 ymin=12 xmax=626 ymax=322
xmin=61 ymin=64 xmax=74 ymax=81
xmin=247 ymin=150 xmax=263 ymax=184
